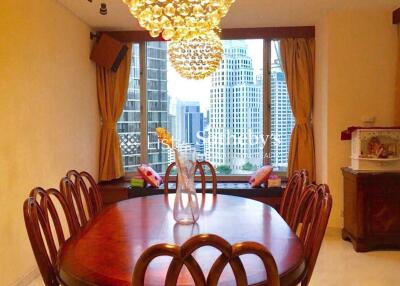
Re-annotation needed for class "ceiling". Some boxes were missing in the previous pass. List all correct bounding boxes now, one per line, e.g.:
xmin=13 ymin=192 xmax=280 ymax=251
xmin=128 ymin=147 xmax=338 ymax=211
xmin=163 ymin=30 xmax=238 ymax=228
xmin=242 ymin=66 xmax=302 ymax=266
xmin=57 ymin=0 xmax=400 ymax=31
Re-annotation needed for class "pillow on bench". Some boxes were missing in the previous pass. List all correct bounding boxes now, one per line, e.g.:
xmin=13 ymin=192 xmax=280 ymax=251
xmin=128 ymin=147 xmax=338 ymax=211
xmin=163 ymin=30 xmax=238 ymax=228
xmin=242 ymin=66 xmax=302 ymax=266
xmin=138 ymin=164 xmax=163 ymax=188
xmin=249 ymin=165 xmax=273 ymax=188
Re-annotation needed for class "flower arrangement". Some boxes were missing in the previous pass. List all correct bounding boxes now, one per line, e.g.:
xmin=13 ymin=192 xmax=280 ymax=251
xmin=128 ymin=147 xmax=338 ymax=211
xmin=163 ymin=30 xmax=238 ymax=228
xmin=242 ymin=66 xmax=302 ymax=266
xmin=156 ymin=127 xmax=174 ymax=148
xmin=155 ymin=127 xmax=199 ymax=224
xmin=156 ymin=127 xmax=192 ymax=176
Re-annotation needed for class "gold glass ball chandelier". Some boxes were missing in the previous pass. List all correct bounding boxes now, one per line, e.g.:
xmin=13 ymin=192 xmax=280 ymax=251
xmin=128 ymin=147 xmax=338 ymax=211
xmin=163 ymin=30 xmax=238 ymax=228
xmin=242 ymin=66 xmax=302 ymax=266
xmin=168 ymin=30 xmax=223 ymax=80
xmin=122 ymin=0 xmax=235 ymax=40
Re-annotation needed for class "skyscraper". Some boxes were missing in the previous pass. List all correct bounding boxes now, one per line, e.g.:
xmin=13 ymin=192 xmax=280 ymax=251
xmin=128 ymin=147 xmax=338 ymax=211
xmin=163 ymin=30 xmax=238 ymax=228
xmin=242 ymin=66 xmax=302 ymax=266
xmin=118 ymin=44 xmax=141 ymax=173
xmin=118 ymin=42 xmax=169 ymax=173
xmin=146 ymin=42 xmax=169 ymax=173
xmin=206 ymin=40 xmax=263 ymax=173
xmin=175 ymin=100 xmax=204 ymax=156
xmin=270 ymin=58 xmax=295 ymax=170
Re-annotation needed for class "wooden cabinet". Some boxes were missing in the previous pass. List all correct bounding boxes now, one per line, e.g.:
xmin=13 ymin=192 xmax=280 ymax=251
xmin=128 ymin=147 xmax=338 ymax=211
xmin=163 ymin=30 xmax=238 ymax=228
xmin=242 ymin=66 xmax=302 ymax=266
xmin=342 ymin=167 xmax=400 ymax=252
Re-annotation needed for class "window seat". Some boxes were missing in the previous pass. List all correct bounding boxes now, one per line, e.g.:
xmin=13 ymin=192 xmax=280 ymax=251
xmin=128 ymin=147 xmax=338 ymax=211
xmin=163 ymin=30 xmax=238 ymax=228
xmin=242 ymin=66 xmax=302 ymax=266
xmin=99 ymin=179 xmax=284 ymax=210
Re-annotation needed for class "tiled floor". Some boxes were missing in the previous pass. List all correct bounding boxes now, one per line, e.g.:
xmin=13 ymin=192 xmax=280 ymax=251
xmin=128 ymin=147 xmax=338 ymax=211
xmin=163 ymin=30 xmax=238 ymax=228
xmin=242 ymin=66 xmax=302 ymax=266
xmin=28 ymin=229 xmax=400 ymax=286
xmin=309 ymin=229 xmax=400 ymax=286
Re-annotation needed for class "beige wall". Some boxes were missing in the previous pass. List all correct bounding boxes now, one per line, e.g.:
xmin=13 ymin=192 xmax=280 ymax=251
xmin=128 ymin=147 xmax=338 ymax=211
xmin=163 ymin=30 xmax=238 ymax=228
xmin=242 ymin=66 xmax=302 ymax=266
xmin=314 ymin=16 xmax=329 ymax=184
xmin=314 ymin=10 xmax=398 ymax=228
xmin=0 ymin=1 xmax=99 ymax=285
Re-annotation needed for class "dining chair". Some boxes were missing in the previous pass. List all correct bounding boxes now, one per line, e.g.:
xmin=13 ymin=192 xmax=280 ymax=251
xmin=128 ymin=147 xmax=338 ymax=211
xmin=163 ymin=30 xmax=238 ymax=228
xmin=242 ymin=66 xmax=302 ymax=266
xmin=279 ymin=169 xmax=308 ymax=229
xmin=132 ymin=233 xmax=280 ymax=286
xmin=164 ymin=160 xmax=217 ymax=196
xmin=292 ymin=184 xmax=332 ymax=286
xmin=24 ymin=188 xmax=77 ymax=286
xmin=60 ymin=170 xmax=103 ymax=229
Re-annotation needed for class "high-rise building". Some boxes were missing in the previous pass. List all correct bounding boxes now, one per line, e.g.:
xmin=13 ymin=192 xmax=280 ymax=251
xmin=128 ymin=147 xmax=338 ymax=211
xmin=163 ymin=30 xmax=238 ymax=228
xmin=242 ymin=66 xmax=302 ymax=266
xmin=117 ymin=44 xmax=141 ymax=173
xmin=176 ymin=100 xmax=204 ymax=156
xmin=270 ymin=59 xmax=295 ymax=170
xmin=118 ymin=42 xmax=169 ymax=173
xmin=167 ymin=95 xmax=177 ymax=140
xmin=206 ymin=40 xmax=263 ymax=173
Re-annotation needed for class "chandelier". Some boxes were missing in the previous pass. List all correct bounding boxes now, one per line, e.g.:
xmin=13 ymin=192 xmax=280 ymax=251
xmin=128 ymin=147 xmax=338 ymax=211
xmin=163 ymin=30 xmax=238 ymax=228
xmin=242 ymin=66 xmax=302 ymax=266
xmin=168 ymin=30 xmax=223 ymax=80
xmin=122 ymin=0 xmax=235 ymax=40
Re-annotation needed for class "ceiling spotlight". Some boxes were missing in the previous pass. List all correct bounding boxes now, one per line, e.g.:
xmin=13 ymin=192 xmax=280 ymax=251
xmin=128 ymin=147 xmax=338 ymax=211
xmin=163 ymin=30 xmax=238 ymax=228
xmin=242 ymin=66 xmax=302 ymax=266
xmin=100 ymin=3 xmax=107 ymax=15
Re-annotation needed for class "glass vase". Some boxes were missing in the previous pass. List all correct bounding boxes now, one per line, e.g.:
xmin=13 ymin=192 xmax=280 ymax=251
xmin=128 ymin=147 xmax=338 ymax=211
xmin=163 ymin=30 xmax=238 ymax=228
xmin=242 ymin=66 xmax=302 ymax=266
xmin=173 ymin=149 xmax=200 ymax=224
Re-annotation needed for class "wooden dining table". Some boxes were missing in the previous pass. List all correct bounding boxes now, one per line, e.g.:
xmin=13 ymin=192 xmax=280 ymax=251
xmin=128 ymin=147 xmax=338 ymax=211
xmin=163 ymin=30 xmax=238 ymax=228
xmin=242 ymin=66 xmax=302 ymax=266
xmin=57 ymin=194 xmax=305 ymax=286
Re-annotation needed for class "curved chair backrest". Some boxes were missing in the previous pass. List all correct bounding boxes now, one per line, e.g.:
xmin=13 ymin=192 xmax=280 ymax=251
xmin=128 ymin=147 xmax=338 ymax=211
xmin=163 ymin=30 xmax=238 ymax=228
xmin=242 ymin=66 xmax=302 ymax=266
xmin=279 ymin=169 xmax=308 ymax=229
xmin=196 ymin=161 xmax=217 ymax=195
xmin=79 ymin=171 xmax=103 ymax=213
xmin=24 ymin=188 xmax=76 ymax=286
xmin=60 ymin=170 xmax=102 ymax=229
xmin=293 ymin=184 xmax=332 ymax=286
xmin=164 ymin=160 xmax=217 ymax=196
xmin=133 ymin=233 xmax=280 ymax=286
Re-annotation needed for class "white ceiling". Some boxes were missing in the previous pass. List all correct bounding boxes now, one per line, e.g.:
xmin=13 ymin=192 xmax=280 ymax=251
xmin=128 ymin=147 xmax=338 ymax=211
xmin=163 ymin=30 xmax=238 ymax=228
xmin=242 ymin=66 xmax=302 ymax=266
xmin=57 ymin=0 xmax=400 ymax=31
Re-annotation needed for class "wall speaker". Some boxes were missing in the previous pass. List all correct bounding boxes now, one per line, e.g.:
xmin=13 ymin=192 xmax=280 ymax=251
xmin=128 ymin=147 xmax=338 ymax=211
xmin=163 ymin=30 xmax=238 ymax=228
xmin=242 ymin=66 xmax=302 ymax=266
xmin=90 ymin=34 xmax=128 ymax=72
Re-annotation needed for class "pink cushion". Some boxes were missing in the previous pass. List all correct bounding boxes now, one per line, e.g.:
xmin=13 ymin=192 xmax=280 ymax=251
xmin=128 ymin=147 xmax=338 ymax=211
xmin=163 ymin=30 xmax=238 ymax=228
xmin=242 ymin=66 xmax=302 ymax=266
xmin=137 ymin=164 xmax=163 ymax=187
xmin=249 ymin=165 xmax=273 ymax=187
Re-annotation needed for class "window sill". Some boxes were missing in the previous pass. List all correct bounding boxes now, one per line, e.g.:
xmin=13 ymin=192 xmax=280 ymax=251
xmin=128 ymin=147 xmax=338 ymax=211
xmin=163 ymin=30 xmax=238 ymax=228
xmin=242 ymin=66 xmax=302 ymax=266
xmin=121 ymin=172 xmax=288 ymax=184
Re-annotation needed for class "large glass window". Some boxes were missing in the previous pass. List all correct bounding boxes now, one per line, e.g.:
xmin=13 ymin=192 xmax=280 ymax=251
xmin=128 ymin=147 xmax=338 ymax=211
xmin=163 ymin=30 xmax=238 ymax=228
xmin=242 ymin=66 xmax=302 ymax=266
xmin=146 ymin=42 xmax=169 ymax=173
xmin=118 ymin=39 xmax=293 ymax=176
xmin=118 ymin=44 xmax=141 ymax=173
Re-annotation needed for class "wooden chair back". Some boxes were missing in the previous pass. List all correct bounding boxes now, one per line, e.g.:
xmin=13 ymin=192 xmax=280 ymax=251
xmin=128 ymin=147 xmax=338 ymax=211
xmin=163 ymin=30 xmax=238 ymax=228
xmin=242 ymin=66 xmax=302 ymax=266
xmin=60 ymin=170 xmax=102 ymax=229
xmin=293 ymin=184 xmax=332 ymax=286
xmin=132 ymin=233 xmax=280 ymax=286
xmin=279 ymin=169 xmax=308 ymax=229
xmin=24 ymin=188 xmax=76 ymax=286
xmin=164 ymin=160 xmax=217 ymax=196
xmin=79 ymin=170 xmax=103 ymax=213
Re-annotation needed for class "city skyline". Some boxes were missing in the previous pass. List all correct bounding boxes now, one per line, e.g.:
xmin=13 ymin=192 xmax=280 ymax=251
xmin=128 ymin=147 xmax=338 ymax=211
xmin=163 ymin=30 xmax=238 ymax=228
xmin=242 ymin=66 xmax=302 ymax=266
xmin=167 ymin=40 xmax=264 ymax=113
xmin=206 ymin=40 xmax=263 ymax=174
xmin=118 ymin=40 xmax=293 ymax=174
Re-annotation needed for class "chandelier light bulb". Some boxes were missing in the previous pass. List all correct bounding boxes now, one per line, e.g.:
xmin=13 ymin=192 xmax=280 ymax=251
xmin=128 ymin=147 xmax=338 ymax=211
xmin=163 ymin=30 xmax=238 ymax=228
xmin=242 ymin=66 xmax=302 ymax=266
xmin=122 ymin=0 xmax=235 ymax=40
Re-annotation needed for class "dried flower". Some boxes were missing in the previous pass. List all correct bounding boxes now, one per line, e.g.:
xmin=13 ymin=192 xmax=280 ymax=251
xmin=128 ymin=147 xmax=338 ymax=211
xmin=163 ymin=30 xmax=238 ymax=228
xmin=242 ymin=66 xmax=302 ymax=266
xmin=156 ymin=127 xmax=174 ymax=148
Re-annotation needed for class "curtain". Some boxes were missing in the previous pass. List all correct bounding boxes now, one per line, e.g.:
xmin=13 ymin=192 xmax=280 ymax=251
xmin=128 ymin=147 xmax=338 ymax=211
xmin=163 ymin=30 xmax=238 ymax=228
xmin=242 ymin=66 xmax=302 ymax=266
xmin=97 ymin=44 xmax=132 ymax=181
xmin=396 ymin=26 xmax=400 ymax=125
xmin=280 ymin=38 xmax=316 ymax=182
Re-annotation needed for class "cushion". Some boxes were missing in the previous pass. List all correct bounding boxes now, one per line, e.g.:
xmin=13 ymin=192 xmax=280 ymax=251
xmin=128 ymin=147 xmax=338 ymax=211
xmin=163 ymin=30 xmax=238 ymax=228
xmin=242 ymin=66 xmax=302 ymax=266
xmin=137 ymin=164 xmax=163 ymax=188
xmin=249 ymin=165 xmax=273 ymax=188
xmin=267 ymin=174 xmax=282 ymax=188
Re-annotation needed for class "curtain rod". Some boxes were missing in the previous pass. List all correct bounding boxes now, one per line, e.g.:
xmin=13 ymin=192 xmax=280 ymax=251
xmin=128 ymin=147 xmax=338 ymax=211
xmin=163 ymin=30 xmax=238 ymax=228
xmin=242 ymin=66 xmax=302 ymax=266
xmin=99 ymin=26 xmax=315 ymax=43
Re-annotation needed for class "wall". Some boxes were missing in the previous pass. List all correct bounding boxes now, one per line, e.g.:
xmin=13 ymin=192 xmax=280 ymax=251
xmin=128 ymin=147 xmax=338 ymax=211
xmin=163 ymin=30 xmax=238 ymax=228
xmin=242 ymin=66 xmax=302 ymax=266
xmin=314 ymin=9 xmax=398 ymax=228
xmin=0 ymin=1 xmax=99 ymax=285
xmin=314 ymin=16 xmax=329 ymax=184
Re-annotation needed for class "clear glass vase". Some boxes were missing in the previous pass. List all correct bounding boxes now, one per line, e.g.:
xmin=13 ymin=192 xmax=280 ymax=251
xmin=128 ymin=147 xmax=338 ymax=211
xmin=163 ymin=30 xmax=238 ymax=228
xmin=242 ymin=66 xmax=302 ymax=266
xmin=173 ymin=149 xmax=200 ymax=224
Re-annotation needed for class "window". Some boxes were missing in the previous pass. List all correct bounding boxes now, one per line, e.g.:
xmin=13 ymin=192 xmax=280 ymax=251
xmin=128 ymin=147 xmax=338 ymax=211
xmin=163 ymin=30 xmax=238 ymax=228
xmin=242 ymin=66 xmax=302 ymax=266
xmin=118 ymin=44 xmax=141 ymax=173
xmin=118 ymin=39 xmax=294 ymax=176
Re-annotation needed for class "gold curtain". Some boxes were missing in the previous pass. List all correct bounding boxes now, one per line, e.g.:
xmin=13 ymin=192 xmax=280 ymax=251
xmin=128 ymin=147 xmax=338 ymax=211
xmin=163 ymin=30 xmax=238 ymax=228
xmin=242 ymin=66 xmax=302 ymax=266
xmin=280 ymin=38 xmax=316 ymax=182
xmin=396 ymin=26 xmax=400 ymax=125
xmin=97 ymin=44 xmax=132 ymax=181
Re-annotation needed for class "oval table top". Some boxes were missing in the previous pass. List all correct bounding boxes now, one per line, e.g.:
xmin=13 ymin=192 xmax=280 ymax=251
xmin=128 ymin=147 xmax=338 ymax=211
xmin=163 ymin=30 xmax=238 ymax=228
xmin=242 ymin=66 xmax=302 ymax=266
xmin=57 ymin=194 xmax=305 ymax=286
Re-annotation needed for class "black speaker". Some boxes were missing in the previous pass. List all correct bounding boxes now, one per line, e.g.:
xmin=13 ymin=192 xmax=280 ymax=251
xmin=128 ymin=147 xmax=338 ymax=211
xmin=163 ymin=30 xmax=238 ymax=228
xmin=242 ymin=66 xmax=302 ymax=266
xmin=90 ymin=34 xmax=128 ymax=72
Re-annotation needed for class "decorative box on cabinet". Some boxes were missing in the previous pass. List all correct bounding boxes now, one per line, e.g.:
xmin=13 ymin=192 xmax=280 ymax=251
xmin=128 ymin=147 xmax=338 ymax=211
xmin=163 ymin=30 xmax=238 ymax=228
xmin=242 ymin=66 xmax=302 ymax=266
xmin=341 ymin=167 xmax=400 ymax=252
xmin=350 ymin=128 xmax=400 ymax=171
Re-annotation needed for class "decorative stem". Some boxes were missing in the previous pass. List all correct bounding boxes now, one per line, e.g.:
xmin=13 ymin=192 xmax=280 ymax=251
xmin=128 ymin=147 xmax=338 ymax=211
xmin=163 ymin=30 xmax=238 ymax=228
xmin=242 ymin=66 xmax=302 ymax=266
xmin=174 ymin=149 xmax=196 ymax=223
